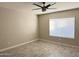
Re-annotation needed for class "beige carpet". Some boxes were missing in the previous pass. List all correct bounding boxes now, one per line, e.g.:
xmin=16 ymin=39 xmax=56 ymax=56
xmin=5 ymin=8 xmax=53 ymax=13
xmin=0 ymin=40 xmax=79 ymax=57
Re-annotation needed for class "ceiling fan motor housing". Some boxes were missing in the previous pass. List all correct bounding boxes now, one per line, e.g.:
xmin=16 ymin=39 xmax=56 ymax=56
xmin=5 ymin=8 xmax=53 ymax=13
xmin=42 ymin=7 xmax=46 ymax=12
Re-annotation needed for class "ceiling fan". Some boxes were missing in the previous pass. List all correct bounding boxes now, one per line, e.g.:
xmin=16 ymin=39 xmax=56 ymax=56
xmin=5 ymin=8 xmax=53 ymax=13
xmin=32 ymin=2 xmax=56 ymax=12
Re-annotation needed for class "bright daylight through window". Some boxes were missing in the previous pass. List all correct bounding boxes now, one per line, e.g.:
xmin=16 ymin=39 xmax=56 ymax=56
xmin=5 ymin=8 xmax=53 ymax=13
xmin=49 ymin=17 xmax=75 ymax=39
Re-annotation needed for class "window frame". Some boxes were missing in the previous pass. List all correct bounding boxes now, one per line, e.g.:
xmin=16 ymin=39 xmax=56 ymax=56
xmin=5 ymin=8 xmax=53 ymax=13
xmin=48 ymin=17 xmax=75 ymax=39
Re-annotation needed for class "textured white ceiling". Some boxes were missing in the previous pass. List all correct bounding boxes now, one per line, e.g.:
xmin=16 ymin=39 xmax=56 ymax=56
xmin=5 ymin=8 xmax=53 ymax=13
xmin=0 ymin=2 xmax=79 ymax=15
xmin=32 ymin=2 xmax=79 ymax=14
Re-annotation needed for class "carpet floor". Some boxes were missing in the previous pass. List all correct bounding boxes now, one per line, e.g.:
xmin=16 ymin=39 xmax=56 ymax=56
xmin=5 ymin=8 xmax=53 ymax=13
xmin=0 ymin=40 xmax=79 ymax=57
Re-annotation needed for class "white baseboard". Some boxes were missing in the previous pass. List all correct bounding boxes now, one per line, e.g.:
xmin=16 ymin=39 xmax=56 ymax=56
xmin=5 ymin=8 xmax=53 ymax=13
xmin=40 ymin=39 xmax=79 ymax=49
xmin=0 ymin=39 xmax=38 ymax=52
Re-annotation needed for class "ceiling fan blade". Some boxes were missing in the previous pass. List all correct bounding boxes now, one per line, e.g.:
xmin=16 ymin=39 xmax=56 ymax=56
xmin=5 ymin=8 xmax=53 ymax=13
xmin=32 ymin=8 xmax=41 ymax=10
xmin=45 ymin=2 xmax=56 ymax=8
xmin=45 ymin=4 xmax=51 ymax=8
xmin=33 ymin=3 xmax=42 ymax=8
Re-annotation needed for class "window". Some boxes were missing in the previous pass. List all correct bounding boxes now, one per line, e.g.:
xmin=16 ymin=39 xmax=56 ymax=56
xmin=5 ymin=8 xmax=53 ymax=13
xmin=49 ymin=17 xmax=75 ymax=39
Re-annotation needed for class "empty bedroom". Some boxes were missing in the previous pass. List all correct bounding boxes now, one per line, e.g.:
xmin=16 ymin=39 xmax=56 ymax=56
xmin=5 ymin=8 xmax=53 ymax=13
xmin=0 ymin=2 xmax=79 ymax=57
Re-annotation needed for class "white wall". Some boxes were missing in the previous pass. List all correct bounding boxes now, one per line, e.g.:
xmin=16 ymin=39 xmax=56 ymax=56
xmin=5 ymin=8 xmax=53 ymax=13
xmin=0 ymin=3 xmax=38 ymax=49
